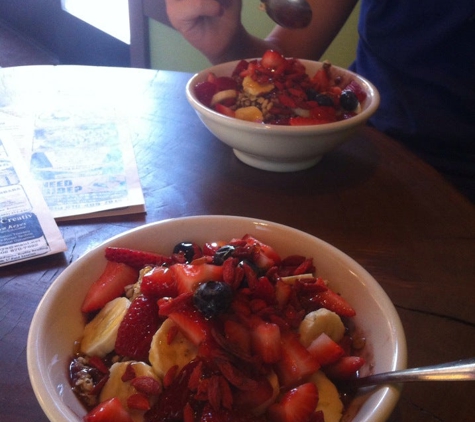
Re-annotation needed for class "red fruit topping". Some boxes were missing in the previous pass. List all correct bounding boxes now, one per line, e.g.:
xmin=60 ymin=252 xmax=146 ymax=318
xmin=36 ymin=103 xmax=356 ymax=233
xmin=214 ymin=76 xmax=238 ymax=91
xmin=104 ymin=246 xmax=172 ymax=269
xmin=145 ymin=359 xmax=201 ymax=421
xmin=261 ymin=50 xmax=286 ymax=70
xmin=167 ymin=303 xmax=212 ymax=346
xmin=224 ymin=319 xmax=252 ymax=357
xmin=274 ymin=332 xmax=320 ymax=387
xmin=88 ymin=356 xmax=109 ymax=374
xmin=307 ymin=333 xmax=345 ymax=366
xmin=172 ymin=263 xmax=224 ymax=294
xmin=141 ymin=266 xmax=178 ymax=298
xmin=115 ymin=295 xmax=160 ymax=360
xmin=323 ymin=356 xmax=366 ymax=380
xmin=242 ymin=234 xmax=282 ymax=269
xmin=215 ymin=103 xmax=236 ymax=118
xmin=130 ymin=376 xmax=162 ymax=396
xmin=309 ymin=289 xmax=356 ymax=317
xmin=84 ymin=397 xmax=133 ymax=422
xmin=127 ymin=393 xmax=151 ymax=411
xmin=250 ymin=321 xmax=282 ymax=364
xmin=194 ymin=81 xmax=218 ymax=107
xmin=233 ymin=375 xmax=274 ymax=410
xmin=267 ymin=383 xmax=319 ymax=422
xmin=81 ymin=261 xmax=138 ymax=313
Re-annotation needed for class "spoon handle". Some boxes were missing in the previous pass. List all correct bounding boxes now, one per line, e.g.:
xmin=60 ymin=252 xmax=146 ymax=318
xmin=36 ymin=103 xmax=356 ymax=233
xmin=353 ymin=357 xmax=475 ymax=387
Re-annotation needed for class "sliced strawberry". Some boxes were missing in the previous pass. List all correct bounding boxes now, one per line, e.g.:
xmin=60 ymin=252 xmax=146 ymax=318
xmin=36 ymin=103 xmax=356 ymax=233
xmin=105 ymin=246 xmax=172 ymax=269
xmin=224 ymin=319 xmax=252 ymax=356
xmin=261 ymin=50 xmax=286 ymax=70
xmin=81 ymin=261 xmax=138 ymax=313
xmin=115 ymin=295 xmax=160 ymax=360
xmin=194 ymin=80 xmax=218 ymax=107
xmin=251 ymin=321 xmax=282 ymax=364
xmin=324 ymin=356 xmax=365 ymax=380
xmin=233 ymin=374 xmax=275 ymax=411
xmin=214 ymin=76 xmax=238 ymax=91
xmin=84 ymin=397 xmax=133 ymax=422
xmin=309 ymin=289 xmax=356 ymax=317
xmin=289 ymin=116 xmax=332 ymax=126
xmin=274 ymin=280 xmax=293 ymax=308
xmin=242 ymin=234 xmax=282 ymax=269
xmin=274 ymin=332 xmax=320 ymax=387
xmin=215 ymin=103 xmax=236 ymax=118
xmin=343 ymin=80 xmax=367 ymax=103
xmin=167 ymin=303 xmax=212 ymax=345
xmin=311 ymin=65 xmax=332 ymax=92
xmin=267 ymin=382 xmax=319 ymax=422
xmin=309 ymin=105 xmax=337 ymax=122
xmin=141 ymin=266 xmax=178 ymax=298
xmin=172 ymin=263 xmax=224 ymax=294
xmin=127 ymin=393 xmax=150 ymax=411
xmin=307 ymin=333 xmax=345 ymax=366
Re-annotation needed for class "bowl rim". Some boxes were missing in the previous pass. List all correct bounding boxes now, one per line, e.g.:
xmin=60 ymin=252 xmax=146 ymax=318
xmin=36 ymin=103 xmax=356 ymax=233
xmin=186 ymin=59 xmax=380 ymax=133
xmin=27 ymin=215 xmax=406 ymax=422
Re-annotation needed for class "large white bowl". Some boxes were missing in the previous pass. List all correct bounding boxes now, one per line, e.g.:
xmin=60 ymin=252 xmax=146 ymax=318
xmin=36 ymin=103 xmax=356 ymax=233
xmin=186 ymin=60 xmax=380 ymax=172
xmin=28 ymin=215 xmax=406 ymax=421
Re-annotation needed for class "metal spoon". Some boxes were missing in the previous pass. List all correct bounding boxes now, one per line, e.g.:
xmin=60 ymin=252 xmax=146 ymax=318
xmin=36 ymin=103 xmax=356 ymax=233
xmin=347 ymin=358 xmax=475 ymax=388
xmin=261 ymin=0 xmax=313 ymax=29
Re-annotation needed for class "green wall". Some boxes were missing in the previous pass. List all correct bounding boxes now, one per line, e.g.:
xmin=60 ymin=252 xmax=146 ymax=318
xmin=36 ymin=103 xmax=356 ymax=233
xmin=149 ymin=2 xmax=360 ymax=72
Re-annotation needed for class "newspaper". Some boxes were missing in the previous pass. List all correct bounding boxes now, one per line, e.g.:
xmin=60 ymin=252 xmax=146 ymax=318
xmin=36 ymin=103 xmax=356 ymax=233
xmin=0 ymin=137 xmax=67 ymax=267
xmin=1 ymin=108 xmax=145 ymax=221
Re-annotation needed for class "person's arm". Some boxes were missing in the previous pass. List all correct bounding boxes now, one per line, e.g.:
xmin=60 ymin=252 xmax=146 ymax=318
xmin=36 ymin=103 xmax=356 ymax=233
xmin=165 ymin=0 xmax=359 ymax=64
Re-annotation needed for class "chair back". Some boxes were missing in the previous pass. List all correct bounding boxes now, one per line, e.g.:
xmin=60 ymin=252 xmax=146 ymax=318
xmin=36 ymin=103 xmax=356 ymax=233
xmin=129 ymin=0 xmax=170 ymax=68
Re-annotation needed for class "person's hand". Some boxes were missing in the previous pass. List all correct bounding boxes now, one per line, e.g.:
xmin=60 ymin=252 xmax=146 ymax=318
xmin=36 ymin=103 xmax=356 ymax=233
xmin=165 ymin=0 xmax=244 ymax=63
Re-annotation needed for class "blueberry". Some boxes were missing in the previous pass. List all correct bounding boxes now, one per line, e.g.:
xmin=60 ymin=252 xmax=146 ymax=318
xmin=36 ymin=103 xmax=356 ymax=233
xmin=306 ymin=90 xmax=334 ymax=107
xmin=213 ymin=245 xmax=236 ymax=265
xmin=315 ymin=94 xmax=335 ymax=107
xmin=173 ymin=241 xmax=202 ymax=263
xmin=340 ymin=90 xmax=359 ymax=111
xmin=193 ymin=281 xmax=233 ymax=318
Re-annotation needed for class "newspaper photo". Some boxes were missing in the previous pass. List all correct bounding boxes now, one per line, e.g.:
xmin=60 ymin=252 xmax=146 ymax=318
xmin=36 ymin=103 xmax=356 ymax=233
xmin=29 ymin=109 xmax=145 ymax=220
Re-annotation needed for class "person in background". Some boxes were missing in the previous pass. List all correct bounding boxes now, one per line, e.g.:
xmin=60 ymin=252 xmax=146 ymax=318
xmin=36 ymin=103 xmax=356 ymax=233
xmin=164 ymin=0 xmax=475 ymax=202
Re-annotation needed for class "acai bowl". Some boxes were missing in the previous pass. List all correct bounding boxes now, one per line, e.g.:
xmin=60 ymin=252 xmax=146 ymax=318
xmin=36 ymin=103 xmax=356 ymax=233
xmin=186 ymin=52 xmax=380 ymax=172
xmin=28 ymin=215 xmax=406 ymax=422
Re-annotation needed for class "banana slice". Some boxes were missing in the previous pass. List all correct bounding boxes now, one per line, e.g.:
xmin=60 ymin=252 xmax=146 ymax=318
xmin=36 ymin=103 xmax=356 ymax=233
xmin=80 ymin=297 xmax=130 ymax=357
xmin=309 ymin=370 xmax=344 ymax=422
xmin=100 ymin=361 xmax=158 ymax=422
xmin=298 ymin=308 xmax=345 ymax=347
xmin=149 ymin=318 xmax=198 ymax=379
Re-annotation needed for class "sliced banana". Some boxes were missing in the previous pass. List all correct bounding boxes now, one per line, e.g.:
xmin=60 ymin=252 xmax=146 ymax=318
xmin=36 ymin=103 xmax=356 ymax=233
xmin=149 ymin=318 xmax=198 ymax=379
xmin=210 ymin=89 xmax=238 ymax=106
xmin=80 ymin=297 xmax=130 ymax=358
xmin=309 ymin=370 xmax=344 ymax=422
xmin=242 ymin=75 xmax=274 ymax=96
xmin=100 ymin=361 xmax=158 ymax=422
xmin=298 ymin=308 xmax=345 ymax=347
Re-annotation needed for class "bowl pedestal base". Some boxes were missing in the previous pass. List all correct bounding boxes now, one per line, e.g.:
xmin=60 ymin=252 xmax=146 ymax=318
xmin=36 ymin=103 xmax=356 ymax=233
xmin=233 ymin=149 xmax=322 ymax=172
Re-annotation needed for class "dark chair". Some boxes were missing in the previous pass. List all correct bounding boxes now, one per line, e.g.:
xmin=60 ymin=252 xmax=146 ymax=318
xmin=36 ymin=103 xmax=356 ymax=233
xmin=129 ymin=0 xmax=171 ymax=68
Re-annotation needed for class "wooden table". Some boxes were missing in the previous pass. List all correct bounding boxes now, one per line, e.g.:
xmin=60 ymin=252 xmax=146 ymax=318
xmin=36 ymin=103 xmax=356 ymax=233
xmin=0 ymin=65 xmax=474 ymax=422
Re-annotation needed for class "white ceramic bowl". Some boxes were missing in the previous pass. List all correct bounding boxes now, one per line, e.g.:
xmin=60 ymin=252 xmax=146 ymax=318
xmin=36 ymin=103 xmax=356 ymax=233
xmin=28 ymin=215 xmax=406 ymax=421
xmin=186 ymin=60 xmax=380 ymax=172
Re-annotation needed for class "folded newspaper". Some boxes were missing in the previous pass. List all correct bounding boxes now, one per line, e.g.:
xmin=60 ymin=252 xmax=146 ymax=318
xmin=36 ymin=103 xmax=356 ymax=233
xmin=0 ymin=108 xmax=146 ymax=266
xmin=0 ymin=137 xmax=67 ymax=267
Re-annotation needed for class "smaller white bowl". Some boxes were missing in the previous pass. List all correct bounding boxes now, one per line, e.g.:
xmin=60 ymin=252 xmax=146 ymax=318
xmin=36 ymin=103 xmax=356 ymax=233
xmin=186 ymin=59 xmax=380 ymax=172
